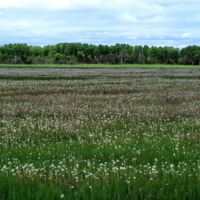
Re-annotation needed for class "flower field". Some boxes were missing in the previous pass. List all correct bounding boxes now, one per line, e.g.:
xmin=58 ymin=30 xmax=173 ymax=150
xmin=0 ymin=67 xmax=200 ymax=199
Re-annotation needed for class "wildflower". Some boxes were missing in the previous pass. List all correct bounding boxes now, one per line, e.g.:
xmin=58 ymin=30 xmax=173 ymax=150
xmin=60 ymin=194 xmax=64 ymax=198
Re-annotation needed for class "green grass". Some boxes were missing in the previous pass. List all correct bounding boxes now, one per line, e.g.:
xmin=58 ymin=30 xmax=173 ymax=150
xmin=0 ymin=63 xmax=200 ymax=68
xmin=0 ymin=67 xmax=200 ymax=199
xmin=0 ymin=76 xmax=88 ymax=81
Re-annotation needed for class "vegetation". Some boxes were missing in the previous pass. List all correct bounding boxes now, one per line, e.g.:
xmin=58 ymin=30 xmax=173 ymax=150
xmin=0 ymin=67 xmax=200 ymax=199
xmin=0 ymin=43 xmax=200 ymax=65
xmin=1 ymin=64 xmax=200 ymax=69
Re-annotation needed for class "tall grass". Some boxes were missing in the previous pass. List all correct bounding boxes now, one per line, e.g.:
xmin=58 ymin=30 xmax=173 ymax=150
xmin=0 ymin=67 xmax=200 ymax=199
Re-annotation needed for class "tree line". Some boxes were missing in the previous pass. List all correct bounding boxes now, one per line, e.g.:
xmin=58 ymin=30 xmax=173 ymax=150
xmin=0 ymin=43 xmax=200 ymax=65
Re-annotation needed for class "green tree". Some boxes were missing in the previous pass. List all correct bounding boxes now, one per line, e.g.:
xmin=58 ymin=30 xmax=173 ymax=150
xmin=54 ymin=53 xmax=61 ymax=62
xmin=77 ymin=51 xmax=85 ymax=63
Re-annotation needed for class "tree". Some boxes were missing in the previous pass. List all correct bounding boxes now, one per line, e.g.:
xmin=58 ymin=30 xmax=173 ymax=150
xmin=86 ymin=55 xmax=93 ymax=63
xmin=53 ymin=53 xmax=67 ymax=64
xmin=180 ymin=45 xmax=200 ymax=65
xmin=0 ymin=42 xmax=200 ymax=65
xmin=66 ymin=55 xmax=76 ymax=64
xmin=77 ymin=51 xmax=85 ymax=63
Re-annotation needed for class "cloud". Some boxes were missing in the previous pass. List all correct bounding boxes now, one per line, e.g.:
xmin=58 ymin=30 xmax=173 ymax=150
xmin=0 ymin=0 xmax=200 ymax=47
xmin=47 ymin=0 xmax=102 ymax=11
xmin=144 ymin=0 xmax=200 ymax=5
xmin=143 ymin=16 xmax=174 ymax=23
xmin=181 ymin=33 xmax=191 ymax=38
xmin=0 ymin=0 xmax=164 ymax=12
xmin=116 ymin=13 xmax=138 ymax=23
xmin=0 ymin=0 xmax=45 ymax=9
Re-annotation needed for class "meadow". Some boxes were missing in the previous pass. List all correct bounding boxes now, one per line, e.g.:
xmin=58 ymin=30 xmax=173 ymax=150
xmin=1 ymin=64 xmax=200 ymax=68
xmin=0 ymin=67 xmax=200 ymax=199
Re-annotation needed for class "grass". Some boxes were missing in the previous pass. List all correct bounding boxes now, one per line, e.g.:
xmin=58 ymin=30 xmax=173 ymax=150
xmin=0 ymin=63 xmax=200 ymax=68
xmin=0 ymin=67 xmax=200 ymax=199
xmin=0 ymin=76 xmax=88 ymax=81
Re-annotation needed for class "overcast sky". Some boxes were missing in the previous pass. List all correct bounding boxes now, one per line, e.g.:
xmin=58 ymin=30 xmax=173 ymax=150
xmin=0 ymin=0 xmax=200 ymax=48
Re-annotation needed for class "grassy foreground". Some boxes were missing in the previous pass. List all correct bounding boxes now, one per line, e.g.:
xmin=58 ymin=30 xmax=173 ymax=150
xmin=0 ymin=63 xmax=200 ymax=68
xmin=0 ymin=67 xmax=200 ymax=199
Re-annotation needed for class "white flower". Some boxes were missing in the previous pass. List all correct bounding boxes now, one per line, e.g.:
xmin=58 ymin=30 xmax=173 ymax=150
xmin=60 ymin=194 xmax=64 ymax=198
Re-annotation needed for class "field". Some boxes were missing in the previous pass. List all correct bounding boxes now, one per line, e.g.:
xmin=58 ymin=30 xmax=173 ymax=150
xmin=1 ymin=64 xmax=200 ymax=68
xmin=0 ymin=67 xmax=200 ymax=200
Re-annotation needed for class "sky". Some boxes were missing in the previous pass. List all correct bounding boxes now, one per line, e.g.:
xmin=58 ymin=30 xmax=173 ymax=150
xmin=0 ymin=0 xmax=200 ymax=48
